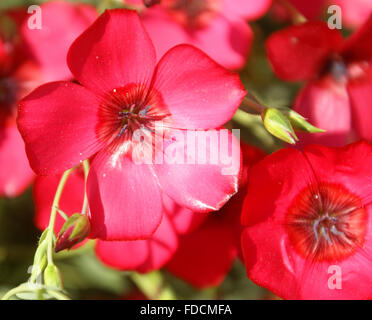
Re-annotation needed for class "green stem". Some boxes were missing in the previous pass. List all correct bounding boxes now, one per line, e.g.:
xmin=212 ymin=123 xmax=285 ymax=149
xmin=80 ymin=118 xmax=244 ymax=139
xmin=1 ymin=284 xmax=37 ymax=300
xmin=46 ymin=168 xmax=74 ymax=264
xmin=131 ymin=271 xmax=177 ymax=300
xmin=239 ymin=94 xmax=266 ymax=115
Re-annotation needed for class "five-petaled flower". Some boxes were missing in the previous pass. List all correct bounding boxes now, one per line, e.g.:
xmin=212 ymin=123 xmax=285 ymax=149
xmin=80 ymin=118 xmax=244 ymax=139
xmin=18 ymin=9 xmax=246 ymax=241
xmin=242 ymin=140 xmax=372 ymax=299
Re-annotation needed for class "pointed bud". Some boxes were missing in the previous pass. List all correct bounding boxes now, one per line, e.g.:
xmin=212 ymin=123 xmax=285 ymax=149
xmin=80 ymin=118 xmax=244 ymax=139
xmin=44 ymin=263 xmax=63 ymax=289
xmin=284 ymin=108 xmax=325 ymax=133
xmin=262 ymin=108 xmax=298 ymax=144
xmin=143 ymin=0 xmax=161 ymax=7
xmin=55 ymin=213 xmax=90 ymax=253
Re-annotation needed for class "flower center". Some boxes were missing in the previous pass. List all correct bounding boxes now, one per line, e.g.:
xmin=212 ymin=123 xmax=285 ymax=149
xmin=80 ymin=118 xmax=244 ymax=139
xmin=163 ymin=0 xmax=221 ymax=28
xmin=97 ymin=83 xmax=171 ymax=156
xmin=321 ymin=55 xmax=348 ymax=83
xmin=285 ymin=182 xmax=367 ymax=262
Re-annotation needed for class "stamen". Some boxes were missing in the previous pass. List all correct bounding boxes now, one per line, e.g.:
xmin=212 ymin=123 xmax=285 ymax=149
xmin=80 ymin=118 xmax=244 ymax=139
xmin=285 ymin=182 xmax=367 ymax=261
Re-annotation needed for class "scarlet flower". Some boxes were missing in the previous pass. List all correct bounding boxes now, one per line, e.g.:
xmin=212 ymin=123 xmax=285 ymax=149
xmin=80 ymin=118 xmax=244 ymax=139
xmin=127 ymin=0 xmax=272 ymax=69
xmin=266 ymin=18 xmax=372 ymax=147
xmin=241 ymin=140 xmax=372 ymax=299
xmin=0 ymin=2 xmax=96 ymax=197
xmin=18 ymin=9 xmax=245 ymax=241
xmin=34 ymin=144 xmax=264 ymax=281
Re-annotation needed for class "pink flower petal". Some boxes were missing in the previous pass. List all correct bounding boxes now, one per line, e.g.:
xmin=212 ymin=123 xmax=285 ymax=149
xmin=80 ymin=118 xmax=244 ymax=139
xmin=67 ymin=9 xmax=156 ymax=94
xmin=141 ymin=7 xmax=190 ymax=62
xmin=294 ymin=77 xmax=352 ymax=148
xmin=348 ymin=73 xmax=372 ymax=141
xmin=154 ymin=128 xmax=241 ymax=212
xmin=17 ymin=81 xmax=103 ymax=175
xmin=87 ymin=150 xmax=163 ymax=240
xmin=142 ymin=8 xmax=252 ymax=70
xmin=333 ymin=0 xmax=372 ymax=30
xmin=266 ymin=22 xmax=344 ymax=81
xmin=21 ymin=1 xmax=97 ymax=82
xmin=223 ymin=0 xmax=272 ymax=20
xmin=95 ymin=213 xmax=178 ymax=272
xmin=152 ymin=44 xmax=245 ymax=129
xmin=192 ymin=14 xmax=253 ymax=70
xmin=0 ymin=124 xmax=34 ymax=197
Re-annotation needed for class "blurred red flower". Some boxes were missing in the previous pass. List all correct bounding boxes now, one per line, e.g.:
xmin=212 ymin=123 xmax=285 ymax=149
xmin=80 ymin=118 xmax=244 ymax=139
xmin=127 ymin=0 xmax=272 ymax=70
xmin=266 ymin=18 xmax=372 ymax=147
xmin=272 ymin=0 xmax=372 ymax=29
xmin=242 ymin=140 xmax=372 ymax=299
xmin=0 ymin=2 xmax=96 ymax=197
xmin=18 ymin=9 xmax=245 ymax=241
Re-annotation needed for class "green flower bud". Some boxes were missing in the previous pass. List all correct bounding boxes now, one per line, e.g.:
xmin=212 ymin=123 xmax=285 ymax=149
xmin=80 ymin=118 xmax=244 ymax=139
xmin=262 ymin=108 xmax=298 ymax=144
xmin=282 ymin=108 xmax=325 ymax=133
xmin=44 ymin=263 xmax=63 ymax=289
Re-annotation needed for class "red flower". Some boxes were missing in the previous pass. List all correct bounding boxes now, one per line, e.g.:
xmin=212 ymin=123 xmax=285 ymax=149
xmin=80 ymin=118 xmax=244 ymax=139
xmin=272 ymin=0 xmax=372 ymax=29
xmin=0 ymin=3 xmax=96 ymax=197
xmin=241 ymin=140 xmax=372 ymax=299
xmin=266 ymin=18 xmax=372 ymax=147
xmin=127 ymin=0 xmax=272 ymax=69
xmin=34 ymin=144 xmax=264 ymax=281
xmin=18 ymin=9 xmax=245 ymax=241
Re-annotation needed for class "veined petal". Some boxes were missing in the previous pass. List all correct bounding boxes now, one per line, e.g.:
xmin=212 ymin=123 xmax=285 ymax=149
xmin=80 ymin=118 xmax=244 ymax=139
xmin=152 ymin=44 xmax=246 ymax=129
xmin=17 ymin=81 xmax=103 ymax=175
xmin=87 ymin=150 xmax=163 ymax=240
xmin=67 ymin=9 xmax=156 ymax=94
xmin=155 ymin=128 xmax=241 ymax=212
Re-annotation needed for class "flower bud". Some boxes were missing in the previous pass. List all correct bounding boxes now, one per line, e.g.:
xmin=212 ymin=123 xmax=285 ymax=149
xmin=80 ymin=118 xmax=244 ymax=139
xmin=143 ymin=0 xmax=161 ymax=7
xmin=284 ymin=108 xmax=325 ymax=133
xmin=261 ymin=108 xmax=298 ymax=144
xmin=44 ymin=263 xmax=63 ymax=289
xmin=55 ymin=213 xmax=90 ymax=253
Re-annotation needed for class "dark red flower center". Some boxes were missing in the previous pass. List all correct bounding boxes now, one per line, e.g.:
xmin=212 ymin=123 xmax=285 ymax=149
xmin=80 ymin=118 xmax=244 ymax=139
xmin=321 ymin=54 xmax=371 ymax=82
xmin=96 ymin=83 xmax=171 ymax=155
xmin=164 ymin=0 xmax=221 ymax=28
xmin=285 ymin=182 xmax=367 ymax=262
